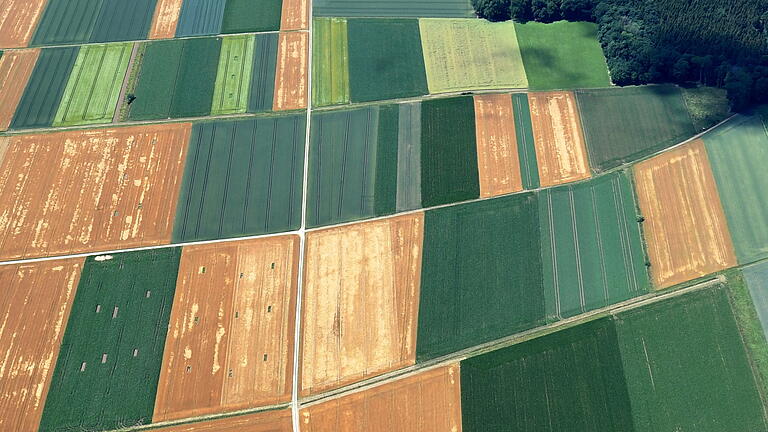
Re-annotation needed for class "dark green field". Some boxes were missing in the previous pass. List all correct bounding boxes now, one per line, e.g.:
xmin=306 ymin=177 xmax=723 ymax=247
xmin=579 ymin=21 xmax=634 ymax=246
xmin=89 ymin=0 xmax=157 ymax=43
xmin=396 ymin=102 xmax=422 ymax=212
xmin=173 ymin=115 xmax=305 ymax=243
xmin=314 ymin=0 xmax=474 ymax=17
xmin=347 ymin=18 xmax=428 ymax=102
xmin=512 ymin=93 xmax=540 ymax=190
xmin=248 ymin=33 xmax=279 ymax=113
xmin=175 ymin=0 xmax=225 ymax=37
xmin=420 ymin=96 xmax=479 ymax=207
xmin=39 ymin=249 xmax=181 ymax=432
xmin=416 ymin=193 xmax=545 ymax=361
xmin=221 ymin=0 xmax=282 ymax=33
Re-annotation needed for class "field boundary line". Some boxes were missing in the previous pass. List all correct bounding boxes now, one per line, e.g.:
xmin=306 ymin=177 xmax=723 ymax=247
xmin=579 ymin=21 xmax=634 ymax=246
xmin=113 ymin=42 xmax=140 ymax=123
xmin=107 ymin=403 xmax=290 ymax=432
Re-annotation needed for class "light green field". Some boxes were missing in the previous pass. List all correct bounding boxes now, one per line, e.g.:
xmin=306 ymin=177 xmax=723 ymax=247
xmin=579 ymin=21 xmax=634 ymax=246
xmin=211 ymin=35 xmax=255 ymax=115
xmin=419 ymin=18 xmax=528 ymax=93
xmin=53 ymin=43 xmax=132 ymax=127
xmin=312 ymin=18 xmax=350 ymax=107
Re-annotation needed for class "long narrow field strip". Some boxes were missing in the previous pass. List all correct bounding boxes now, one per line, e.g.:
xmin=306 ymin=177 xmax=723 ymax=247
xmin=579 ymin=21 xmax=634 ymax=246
xmin=151 ymin=409 xmax=293 ymax=431
xmin=539 ymin=172 xmax=649 ymax=319
xmin=11 ymin=47 xmax=79 ymax=130
xmin=148 ymin=0 xmax=183 ymax=39
xmin=281 ymin=0 xmax=309 ymax=31
xmin=300 ymin=365 xmax=462 ymax=431
xmin=743 ymin=261 xmax=768 ymax=337
xmin=248 ymin=33 xmax=279 ymax=113
xmin=529 ymin=91 xmax=591 ymax=187
xmin=576 ymin=86 xmax=697 ymax=172
xmin=89 ymin=0 xmax=158 ymax=43
xmin=0 ymin=0 xmax=48 ymax=48
xmin=211 ymin=35 xmax=255 ymax=116
xmin=474 ymin=93 xmax=524 ymax=198
xmin=704 ymin=115 xmax=768 ymax=264
xmin=175 ymin=0 xmax=225 ymax=37
xmin=634 ymin=140 xmax=737 ymax=288
xmin=396 ymin=102 xmax=422 ymax=212
xmin=417 ymin=194 xmax=545 ymax=361
xmin=312 ymin=18 xmax=349 ymax=107
xmin=39 ymin=249 xmax=181 ymax=432
xmin=274 ymin=32 xmax=308 ymax=111
xmin=31 ymin=0 xmax=102 ymax=45
xmin=512 ymin=93 xmax=540 ymax=189
xmin=173 ymin=115 xmax=305 ymax=243
xmin=0 ymin=259 xmax=83 ymax=432
xmin=0 ymin=49 xmax=39 ymax=130
xmin=53 ymin=43 xmax=132 ymax=127
xmin=313 ymin=0 xmax=474 ymax=17
xmin=419 ymin=19 xmax=527 ymax=94
xmin=301 ymin=214 xmax=423 ymax=396
xmin=222 ymin=0 xmax=282 ymax=34
xmin=0 ymin=124 xmax=191 ymax=261
xmin=153 ymin=236 xmax=298 ymax=422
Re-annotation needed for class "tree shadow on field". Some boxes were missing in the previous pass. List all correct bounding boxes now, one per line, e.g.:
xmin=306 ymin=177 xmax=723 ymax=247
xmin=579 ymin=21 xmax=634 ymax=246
xmin=523 ymin=46 xmax=590 ymax=86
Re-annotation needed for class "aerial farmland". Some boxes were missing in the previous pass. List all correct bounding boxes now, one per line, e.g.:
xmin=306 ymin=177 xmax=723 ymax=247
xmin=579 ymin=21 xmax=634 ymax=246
xmin=1 ymin=0 xmax=767 ymax=431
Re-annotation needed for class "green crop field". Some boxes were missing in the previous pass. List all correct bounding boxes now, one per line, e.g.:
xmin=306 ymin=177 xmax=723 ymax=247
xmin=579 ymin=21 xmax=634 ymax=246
xmin=729 ymin=267 xmax=768 ymax=399
xmin=461 ymin=318 xmax=635 ymax=432
xmin=173 ymin=115 xmax=306 ymax=243
xmin=313 ymin=18 xmax=350 ymax=107
xmin=347 ymin=18 xmax=429 ymax=102
xmin=211 ymin=35 xmax=255 ymax=116
xmin=53 ymin=43 xmax=131 ymax=127
xmin=396 ymin=102 xmax=422 ymax=212
xmin=247 ymin=33 xmax=278 ymax=113
xmin=419 ymin=19 xmax=527 ymax=93
xmin=313 ymin=0 xmax=475 ymax=17
xmin=221 ymin=0 xmax=282 ymax=34
xmin=89 ymin=0 xmax=157 ymax=43
xmin=539 ymin=171 xmax=649 ymax=319
xmin=704 ymin=115 xmax=768 ymax=264
xmin=576 ymin=85 xmax=697 ymax=172
xmin=512 ymin=93 xmax=540 ymax=189
xmin=515 ymin=21 xmax=610 ymax=91
xmin=420 ymin=96 xmax=479 ymax=207
xmin=175 ymin=0 xmax=225 ymax=37
xmin=416 ymin=193 xmax=545 ymax=361
xmin=39 ymin=249 xmax=181 ymax=432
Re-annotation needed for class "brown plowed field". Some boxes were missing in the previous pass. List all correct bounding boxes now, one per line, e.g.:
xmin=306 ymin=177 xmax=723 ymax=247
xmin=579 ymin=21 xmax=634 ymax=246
xmin=0 ymin=49 xmax=39 ymax=131
xmin=634 ymin=139 xmax=737 ymax=288
xmin=148 ymin=0 xmax=183 ymax=39
xmin=280 ymin=0 xmax=309 ymax=31
xmin=0 ymin=123 xmax=191 ymax=261
xmin=0 ymin=258 xmax=83 ymax=432
xmin=153 ymin=236 xmax=299 ymax=422
xmin=300 ymin=364 xmax=463 ymax=432
xmin=529 ymin=91 xmax=591 ymax=187
xmin=274 ymin=32 xmax=308 ymax=111
xmin=301 ymin=214 xmax=424 ymax=397
xmin=151 ymin=409 xmax=293 ymax=432
xmin=474 ymin=93 xmax=524 ymax=198
xmin=0 ymin=0 xmax=48 ymax=48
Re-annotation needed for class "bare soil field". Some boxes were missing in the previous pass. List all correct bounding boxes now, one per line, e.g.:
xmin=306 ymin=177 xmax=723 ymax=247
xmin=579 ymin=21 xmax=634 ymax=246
xmin=0 ymin=0 xmax=47 ymax=48
xmin=0 ymin=49 xmax=39 ymax=130
xmin=152 ymin=409 xmax=293 ymax=431
xmin=300 ymin=364 xmax=462 ymax=431
xmin=301 ymin=214 xmax=424 ymax=396
xmin=634 ymin=139 xmax=737 ymax=288
xmin=0 ymin=123 xmax=191 ymax=261
xmin=474 ymin=93 xmax=524 ymax=198
xmin=281 ymin=0 xmax=309 ymax=31
xmin=528 ymin=91 xmax=591 ymax=187
xmin=274 ymin=31 xmax=308 ymax=111
xmin=153 ymin=236 xmax=299 ymax=422
xmin=149 ymin=0 xmax=184 ymax=39
xmin=0 ymin=258 xmax=83 ymax=432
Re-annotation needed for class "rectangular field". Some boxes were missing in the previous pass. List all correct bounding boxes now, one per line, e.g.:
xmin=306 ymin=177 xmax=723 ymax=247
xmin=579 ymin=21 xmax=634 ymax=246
xmin=248 ymin=33 xmax=279 ymax=113
xmin=512 ymin=93 xmax=540 ymax=189
xmin=396 ymin=102 xmax=422 ymax=212
xmin=148 ymin=0 xmax=183 ymax=39
xmin=173 ymin=115 xmax=305 ymax=243
xmin=39 ymin=249 xmax=181 ymax=432
xmin=314 ymin=0 xmax=474 ymax=17
xmin=703 ymin=114 xmax=768 ymax=264
xmin=347 ymin=18 xmax=428 ymax=103
xmin=53 ymin=42 xmax=132 ymax=127
xmin=0 ymin=49 xmax=39 ymax=130
xmin=274 ymin=31 xmax=308 ymax=111
xmin=539 ymin=172 xmax=649 ymax=319
xmin=633 ymin=140 xmax=736 ymax=288
xmin=744 ymin=262 xmax=768 ymax=338
xmin=301 ymin=214 xmax=423 ymax=396
xmin=281 ymin=0 xmax=309 ymax=31
xmin=0 ymin=259 xmax=83 ymax=432
xmin=0 ymin=0 xmax=48 ymax=48
xmin=222 ymin=0 xmax=281 ymax=33
xmin=89 ymin=0 xmax=157 ymax=43
xmin=152 ymin=409 xmax=292 ymax=431
xmin=153 ymin=236 xmax=299 ymax=422
xmin=175 ymin=0 xmax=225 ymax=37
xmin=312 ymin=17 xmax=349 ymax=107
xmin=419 ymin=19 xmax=527 ymax=93
xmin=300 ymin=365 xmax=462 ymax=432
xmin=31 ymin=0 xmax=102 ymax=45
xmin=211 ymin=35 xmax=255 ymax=116
xmin=417 ymin=193 xmax=545 ymax=361
xmin=529 ymin=91 xmax=591 ymax=186
xmin=0 ymin=123 xmax=191 ymax=261
xmin=576 ymin=85 xmax=697 ymax=172
xmin=474 ymin=93 xmax=524 ymax=198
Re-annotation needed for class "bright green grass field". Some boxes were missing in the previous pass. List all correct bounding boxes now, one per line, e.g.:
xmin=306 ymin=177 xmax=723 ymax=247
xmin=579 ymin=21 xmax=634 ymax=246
xmin=419 ymin=18 xmax=527 ymax=93
xmin=312 ymin=18 xmax=350 ymax=107
xmin=211 ymin=35 xmax=255 ymax=115
xmin=515 ymin=21 xmax=610 ymax=91
xmin=53 ymin=42 xmax=131 ymax=126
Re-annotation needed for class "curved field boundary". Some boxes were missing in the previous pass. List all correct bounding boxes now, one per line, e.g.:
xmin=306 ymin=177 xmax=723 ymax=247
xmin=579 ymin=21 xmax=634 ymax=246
xmin=0 ymin=0 xmax=48 ymax=49
xmin=0 ymin=49 xmax=40 ymax=131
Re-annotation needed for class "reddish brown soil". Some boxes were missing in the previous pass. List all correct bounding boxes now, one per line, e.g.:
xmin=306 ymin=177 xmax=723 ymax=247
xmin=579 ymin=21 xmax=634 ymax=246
xmin=0 ymin=0 xmax=48 ymax=48
xmin=153 ymin=236 xmax=299 ymax=422
xmin=151 ymin=409 xmax=293 ymax=431
xmin=0 ymin=49 xmax=39 ymax=131
xmin=280 ymin=0 xmax=309 ymax=31
xmin=274 ymin=32 xmax=308 ymax=111
xmin=634 ymin=139 xmax=737 ymax=288
xmin=148 ymin=0 xmax=183 ymax=39
xmin=474 ymin=93 xmax=524 ymax=198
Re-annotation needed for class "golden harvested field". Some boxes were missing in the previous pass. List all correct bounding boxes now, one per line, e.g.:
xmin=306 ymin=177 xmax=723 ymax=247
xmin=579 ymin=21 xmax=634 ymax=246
xmin=153 ymin=236 xmax=299 ymax=422
xmin=151 ymin=409 xmax=292 ymax=432
xmin=474 ymin=93 xmax=524 ymax=198
xmin=301 ymin=214 xmax=424 ymax=396
xmin=0 ymin=0 xmax=47 ymax=48
xmin=148 ymin=0 xmax=183 ymax=39
xmin=274 ymin=32 xmax=308 ymax=111
xmin=280 ymin=0 xmax=309 ymax=31
xmin=0 ymin=49 xmax=39 ymax=131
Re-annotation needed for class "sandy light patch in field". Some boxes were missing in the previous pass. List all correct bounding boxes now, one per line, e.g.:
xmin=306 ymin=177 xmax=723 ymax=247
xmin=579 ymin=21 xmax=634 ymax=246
xmin=0 ymin=0 xmax=48 ymax=48
xmin=281 ymin=0 xmax=309 ymax=31
xmin=274 ymin=31 xmax=308 ymax=111
xmin=474 ymin=93 xmax=524 ymax=197
xmin=0 ymin=49 xmax=39 ymax=130
xmin=148 ymin=0 xmax=183 ymax=39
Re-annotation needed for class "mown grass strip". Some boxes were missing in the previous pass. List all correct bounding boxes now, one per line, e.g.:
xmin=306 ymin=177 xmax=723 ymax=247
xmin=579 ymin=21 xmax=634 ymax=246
xmin=211 ymin=35 xmax=255 ymax=116
xmin=312 ymin=17 xmax=349 ymax=107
